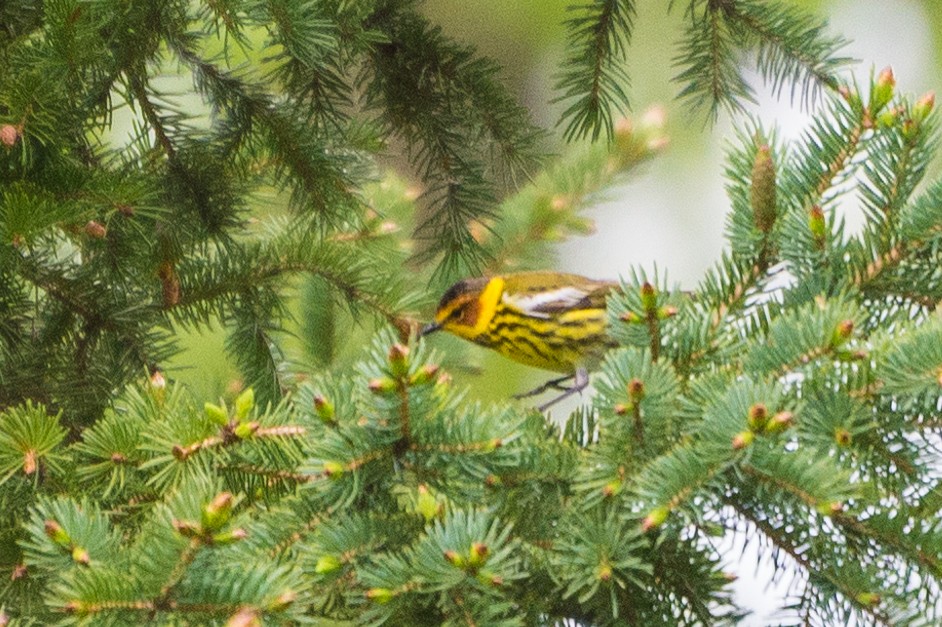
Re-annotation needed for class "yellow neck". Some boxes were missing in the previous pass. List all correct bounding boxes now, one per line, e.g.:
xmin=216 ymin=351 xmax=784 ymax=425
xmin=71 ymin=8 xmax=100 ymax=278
xmin=472 ymin=276 xmax=505 ymax=336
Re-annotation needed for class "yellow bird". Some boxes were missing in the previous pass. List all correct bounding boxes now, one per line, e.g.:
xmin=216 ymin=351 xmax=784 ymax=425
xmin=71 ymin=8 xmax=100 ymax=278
xmin=422 ymin=272 xmax=617 ymax=410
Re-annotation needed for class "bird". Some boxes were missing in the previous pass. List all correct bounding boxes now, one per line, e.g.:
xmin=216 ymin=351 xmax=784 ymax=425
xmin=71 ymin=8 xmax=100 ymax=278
xmin=421 ymin=271 xmax=617 ymax=410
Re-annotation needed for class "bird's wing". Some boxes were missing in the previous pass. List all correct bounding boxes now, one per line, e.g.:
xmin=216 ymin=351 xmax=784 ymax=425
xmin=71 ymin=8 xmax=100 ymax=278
xmin=501 ymin=279 xmax=615 ymax=318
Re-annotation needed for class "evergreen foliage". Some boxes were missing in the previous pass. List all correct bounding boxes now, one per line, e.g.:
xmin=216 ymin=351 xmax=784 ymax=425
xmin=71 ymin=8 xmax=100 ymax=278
xmin=556 ymin=0 xmax=851 ymax=139
xmin=2 ymin=1 xmax=941 ymax=625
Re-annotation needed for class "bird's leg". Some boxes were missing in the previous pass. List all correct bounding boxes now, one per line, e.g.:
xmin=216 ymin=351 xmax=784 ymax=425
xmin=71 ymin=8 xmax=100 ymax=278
xmin=512 ymin=373 xmax=575 ymax=400
xmin=537 ymin=368 xmax=589 ymax=412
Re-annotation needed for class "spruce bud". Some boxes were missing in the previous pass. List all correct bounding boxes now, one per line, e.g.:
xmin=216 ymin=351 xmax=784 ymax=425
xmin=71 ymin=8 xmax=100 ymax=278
xmin=640 ymin=105 xmax=669 ymax=153
xmin=856 ymin=592 xmax=881 ymax=606
xmin=876 ymin=108 xmax=898 ymax=129
xmin=901 ymin=118 xmax=918 ymax=141
xmin=322 ymin=461 xmax=345 ymax=479
xmin=613 ymin=116 xmax=633 ymax=140
xmin=597 ymin=563 xmax=613 ymax=582
xmin=234 ymin=388 xmax=254 ymax=420
xmin=483 ymin=438 xmax=503 ymax=452
xmin=44 ymin=520 xmax=70 ymax=546
xmin=202 ymin=492 xmax=234 ymax=530
xmin=267 ymin=590 xmax=297 ymax=611
xmin=620 ymin=311 xmax=643 ymax=324
xmin=150 ymin=370 xmax=166 ymax=390
xmin=913 ymin=91 xmax=935 ymax=123
xmin=732 ymin=431 xmax=754 ymax=450
xmin=602 ymin=479 xmax=622 ymax=498
xmin=640 ymin=282 xmax=658 ymax=312
xmin=751 ymin=144 xmax=777 ymax=233
xmin=313 ymin=394 xmax=336 ymax=424
xmin=71 ymin=547 xmax=90 ymax=565
xmin=211 ymin=529 xmax=248 ymax=545
xmin=366 ymin=588 xmax=395 ymax=604
xmin=831 ymin=319 xmax=855 ymax=346
xmin=388 ymin=343 xmax=410 ymax=377
xmin=550 ymin=194 xmax=571 ymax=211
xmin=10 ymin=563 xmax=27 ymax=580
xmin=205 ymin=402 xmax=229 ymax=426
xmin=232 ymin=421 xmax=259 ymax=439
xmin=84 ymin=220 xmax=107 ymax=239
xmin=225 ymin=608 xmax=260 ymax=627
xmin=468 ymin=542 xmax=489 ymax=567
xmin=611 ymin=117 xmax=639 ymax=170
xmin=173 ymin=519 xmax=200 ymax=537
xmin=627 ymin=378 xmax=645 ymax=402
xmin=63 ymin=601 xmax=84 ymax=614
xmin=641 ymin=506 xmax=669 ymax=532
xmin=747 ymin=403 xmax=768 ymax=431
xmin=809 ymin=205 xmax=827 ymax=247
xmin=314 ymin=555 xmax=342 ymax=575
xmin=416 ymin=485 xmax=439 ymax=522
xmin=816 ymin=501 xmax=844 ymax=516
xmin=444 ymin=550 xmax=465 ymax=568
xmin=870 ymin=67 xmax=896 ymax=115
xmin=158 ymin=261 xmax=180 ymax=307
xmin=0 ymin=124 xmax=19 ymax=147
xmin=657 ymin=305 xmax=679 ymax=319
xmin=764 ymin=411 xmax=794 ymax=434
xmin=834 ymin=428 xmax=852 ymax=446
xmin=409 ymin=364 xmax=440 ymax=386
xmin=22 ymin=450 xmax=36 ymax=475
xmin=368 ymin=377 xmax=397 ymax=394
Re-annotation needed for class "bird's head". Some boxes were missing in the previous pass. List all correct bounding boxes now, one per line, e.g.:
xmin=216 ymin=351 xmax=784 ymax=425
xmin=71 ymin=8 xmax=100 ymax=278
xmin=422 ymin=276 xmax=504 ymax=341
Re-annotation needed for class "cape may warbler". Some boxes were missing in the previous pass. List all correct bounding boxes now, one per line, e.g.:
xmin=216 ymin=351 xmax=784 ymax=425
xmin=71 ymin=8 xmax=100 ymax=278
xmin=422 ymin=272 xmax=617 ymax=410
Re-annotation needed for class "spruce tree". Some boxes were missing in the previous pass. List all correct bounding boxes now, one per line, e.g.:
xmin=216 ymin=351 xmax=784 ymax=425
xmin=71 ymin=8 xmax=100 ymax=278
xmin=2 ymin=1 xmax=941 ymax=625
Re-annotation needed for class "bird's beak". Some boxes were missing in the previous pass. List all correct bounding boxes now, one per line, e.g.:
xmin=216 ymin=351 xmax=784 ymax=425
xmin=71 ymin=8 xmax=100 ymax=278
xmin=421 ymin=321 xmax=442 ymax=337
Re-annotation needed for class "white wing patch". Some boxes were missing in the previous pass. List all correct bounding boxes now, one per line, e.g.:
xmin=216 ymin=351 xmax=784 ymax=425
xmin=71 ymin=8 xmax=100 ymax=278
xmin=502 ymin=286 xmax=588 ymax=318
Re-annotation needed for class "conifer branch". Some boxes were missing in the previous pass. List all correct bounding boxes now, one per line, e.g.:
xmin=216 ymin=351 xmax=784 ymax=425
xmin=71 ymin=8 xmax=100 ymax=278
xmin=832 ymin=511 xmax=942 ymax=576
xmin=268 ymin=513 xmax=327 ymax=558
xmin=726 ymin=498 xmax=892 ymax=624
xmin=853 ymin=244 xmax=905 ymax=287
xmin=154 ymin=538 xmax=201 ymax=614
xmin=410 ymin=439 xmax=503 ymax=454
xmin=674 ymin=1 xmax=750 ymax=120
xmin=806 ymin=115 xmax=864 ymax=203
xmin=172 ymin=45 xmax=358 ymax=222
xmin=171 ymin=242 xmax=412 ymax=331
xmin=171 ymin=423 xmax=305 ymax=462
xmin=740 ymin=463 xmax=830 ymax=510
xmin=871 ymin=128 xmax=919 ymax=220
xmin=222 ymin=463 xmax=313 ymax=485
xmin=708 ymin=259 xmax=763 ymax=329
xmin=127 ymin=76 xmax=178 ymax=162
xmin=555 ymin=0 xmax=634 ymax=141
xmin=726 ymin=0 xmax=846 ymax=97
